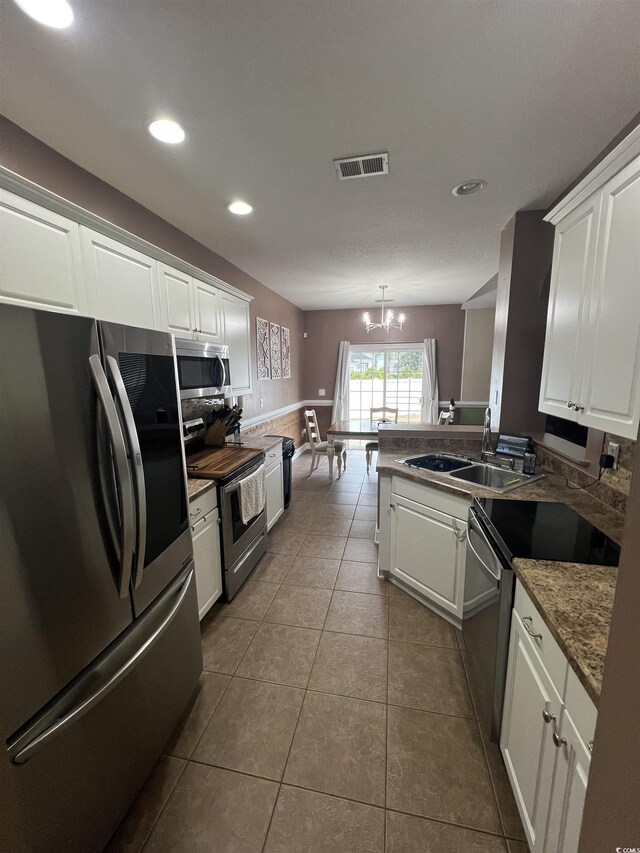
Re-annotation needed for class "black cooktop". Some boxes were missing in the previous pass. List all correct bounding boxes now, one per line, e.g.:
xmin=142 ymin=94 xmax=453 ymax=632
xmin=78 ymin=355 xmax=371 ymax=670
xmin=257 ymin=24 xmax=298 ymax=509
xmin=474 ymin=498 xmax=620 ymax=567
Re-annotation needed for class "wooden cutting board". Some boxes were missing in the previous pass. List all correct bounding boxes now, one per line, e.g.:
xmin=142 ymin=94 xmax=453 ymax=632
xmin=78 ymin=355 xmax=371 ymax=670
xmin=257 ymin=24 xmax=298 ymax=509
xmin=186 ymin=446 xmax=263 ymax=480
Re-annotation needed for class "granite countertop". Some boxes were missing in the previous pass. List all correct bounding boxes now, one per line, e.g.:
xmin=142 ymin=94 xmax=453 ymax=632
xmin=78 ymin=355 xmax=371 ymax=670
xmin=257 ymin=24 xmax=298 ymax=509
xmin=512 ymin=560 xmax=616 ymax=706
xmin=187 ymin=478 xmax=216 ymax=501
xmin=376 ymin=451 xmax=625 ymax=544
xmin=378 ymin=450 xmax=625 ymax=705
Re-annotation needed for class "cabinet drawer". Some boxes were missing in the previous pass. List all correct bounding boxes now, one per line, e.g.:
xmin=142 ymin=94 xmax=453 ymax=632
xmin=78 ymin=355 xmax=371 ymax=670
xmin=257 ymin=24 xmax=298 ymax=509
xmin=189 ymin=486 xmax=217 ymax=523
xmin=514 ymin=581 xmax=568 ymax=694
xmin=564 ymin=666 xmax=597 ymax=750
xmin=391 ymin=475 xmax=470 ymax=520
xmin=265 ymin=447 xmax=282 ymax=468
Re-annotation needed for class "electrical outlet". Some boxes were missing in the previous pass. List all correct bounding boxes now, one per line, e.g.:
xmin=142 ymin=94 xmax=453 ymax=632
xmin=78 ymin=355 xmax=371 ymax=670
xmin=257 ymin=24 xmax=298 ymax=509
xmin=259 ymin=397 xmax=264 ymax=409
xmin=607 ymin=441 xmax=620 ymax=469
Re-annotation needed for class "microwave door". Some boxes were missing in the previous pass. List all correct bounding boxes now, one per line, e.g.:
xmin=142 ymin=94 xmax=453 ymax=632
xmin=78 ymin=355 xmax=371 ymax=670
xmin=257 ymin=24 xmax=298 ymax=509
xmin=99 ymin=323 xmax=192 ymax=615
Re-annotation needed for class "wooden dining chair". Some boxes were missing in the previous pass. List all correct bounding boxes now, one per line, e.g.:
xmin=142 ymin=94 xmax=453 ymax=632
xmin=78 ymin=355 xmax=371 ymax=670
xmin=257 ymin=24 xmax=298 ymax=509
xmin=365 ymin=406 xmax=398 ymax=473
xmin=304 ymin=408 xmax=347 ymax=478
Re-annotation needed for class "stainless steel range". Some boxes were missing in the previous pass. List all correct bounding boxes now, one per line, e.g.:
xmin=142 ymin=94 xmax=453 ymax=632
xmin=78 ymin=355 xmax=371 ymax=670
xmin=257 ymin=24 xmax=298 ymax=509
xmin=184 ymin=420 xmax=267 ymax=600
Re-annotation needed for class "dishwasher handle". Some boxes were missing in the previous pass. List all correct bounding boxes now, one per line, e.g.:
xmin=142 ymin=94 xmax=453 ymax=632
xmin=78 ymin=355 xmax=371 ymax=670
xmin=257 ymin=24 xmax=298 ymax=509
xmin=467 ymin=510 xmax=503 ymax=583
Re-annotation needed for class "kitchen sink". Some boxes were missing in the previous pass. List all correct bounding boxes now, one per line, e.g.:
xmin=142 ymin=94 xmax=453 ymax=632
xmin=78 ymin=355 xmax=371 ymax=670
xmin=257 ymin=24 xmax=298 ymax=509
xmin=448 ymin=463 xmax=544 ymax=493
xmin=400 ymin=453 xmax=473 ymax=473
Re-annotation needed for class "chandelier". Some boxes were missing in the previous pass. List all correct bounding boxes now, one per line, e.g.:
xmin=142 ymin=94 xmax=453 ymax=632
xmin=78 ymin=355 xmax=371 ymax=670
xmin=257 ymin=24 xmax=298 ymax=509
xmin=363 ymin=285 xmax=405 ymax=333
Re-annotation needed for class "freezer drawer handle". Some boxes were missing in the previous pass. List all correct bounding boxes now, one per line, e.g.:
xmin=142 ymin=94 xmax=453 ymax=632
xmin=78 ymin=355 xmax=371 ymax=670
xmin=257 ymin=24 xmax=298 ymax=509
xmin=9 ymin=569 xmax=194 ymax=766
xmin=89 ymin=355 xmax=135 ymax=599
xmin=106 ymin=355 xmax=147 ymax=590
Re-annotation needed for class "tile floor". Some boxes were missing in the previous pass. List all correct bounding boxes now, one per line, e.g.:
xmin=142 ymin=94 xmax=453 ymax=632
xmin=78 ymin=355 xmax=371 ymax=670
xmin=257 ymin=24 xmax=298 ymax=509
xmin=106 ymin=450 xmax=529 ymax=853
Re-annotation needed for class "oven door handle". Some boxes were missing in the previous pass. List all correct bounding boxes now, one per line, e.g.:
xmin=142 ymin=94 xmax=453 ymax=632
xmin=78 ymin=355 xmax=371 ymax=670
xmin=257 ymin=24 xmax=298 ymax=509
xmin=223 ymin=462 xmax=265 ymax=495
xmin=468 ymin=511 xmax=502 ymax=583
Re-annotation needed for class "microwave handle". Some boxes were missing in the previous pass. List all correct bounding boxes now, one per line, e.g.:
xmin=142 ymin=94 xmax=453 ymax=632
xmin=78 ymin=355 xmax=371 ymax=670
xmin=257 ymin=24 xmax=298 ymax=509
xmin=217 ymin=355 xmax=227 ymax=387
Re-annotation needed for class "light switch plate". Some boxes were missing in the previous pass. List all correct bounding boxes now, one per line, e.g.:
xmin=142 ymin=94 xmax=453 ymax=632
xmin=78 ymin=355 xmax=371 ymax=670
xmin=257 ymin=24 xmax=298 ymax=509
xmin=318 ymin=389 xmax=326 ymax=396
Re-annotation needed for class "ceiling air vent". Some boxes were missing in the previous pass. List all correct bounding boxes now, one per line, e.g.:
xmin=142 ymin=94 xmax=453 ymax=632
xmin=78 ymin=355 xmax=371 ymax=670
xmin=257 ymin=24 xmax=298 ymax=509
xmin=334 ymin=152 xmax=389 ymax=180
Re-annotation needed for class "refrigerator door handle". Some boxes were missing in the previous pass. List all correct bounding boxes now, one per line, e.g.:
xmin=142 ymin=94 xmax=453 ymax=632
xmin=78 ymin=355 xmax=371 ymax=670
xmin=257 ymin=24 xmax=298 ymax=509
xmin=89 ymin=355 xmax=135 ymax=599
xmin=106 ymin=355 xmax=147 ymax=589
xmin=9 ymin=568 xmax=194 ymax=766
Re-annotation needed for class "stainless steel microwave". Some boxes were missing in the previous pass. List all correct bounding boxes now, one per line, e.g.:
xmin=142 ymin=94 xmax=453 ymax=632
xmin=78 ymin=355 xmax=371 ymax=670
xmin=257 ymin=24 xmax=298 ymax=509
xmin=175 ymin=339 xmax=232 ymax=399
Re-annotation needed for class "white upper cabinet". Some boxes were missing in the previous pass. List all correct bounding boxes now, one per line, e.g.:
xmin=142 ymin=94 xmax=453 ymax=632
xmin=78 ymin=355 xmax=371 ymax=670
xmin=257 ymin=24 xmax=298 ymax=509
xmin=158 ymin=262 xmax=195 ymax=338
xmin=0 ymin=189 xmax=88 ymax=315
xmin=193 ymin=280 xmax=222 ymax=343
xmin=539 ymin=195 xmax=600 ymax=421
xmin=541 ymin=147 xmax=640 ymax=439
xmin=579 ymin=157 xmax=640 ymax=437
xmin=221 ymin=291 xmax=252 ymax=395
xmin=81 ymin=228 xmax=160 ymax=329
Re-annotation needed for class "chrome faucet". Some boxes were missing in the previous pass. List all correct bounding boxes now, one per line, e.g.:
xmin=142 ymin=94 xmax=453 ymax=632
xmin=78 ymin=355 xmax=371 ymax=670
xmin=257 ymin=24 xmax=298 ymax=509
xmin=481 ymin=407 xmax=494 ymax=462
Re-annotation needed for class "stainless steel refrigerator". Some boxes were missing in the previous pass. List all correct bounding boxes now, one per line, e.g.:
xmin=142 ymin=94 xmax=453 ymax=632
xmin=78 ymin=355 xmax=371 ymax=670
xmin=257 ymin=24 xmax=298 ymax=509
xmin=0 ymin=304 xmax=202 ymax=852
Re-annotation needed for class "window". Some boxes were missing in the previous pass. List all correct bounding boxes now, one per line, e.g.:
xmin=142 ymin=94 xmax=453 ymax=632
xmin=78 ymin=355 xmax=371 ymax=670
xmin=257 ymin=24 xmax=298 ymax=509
xmin=349 ymin=345 xmax=423 ymax=423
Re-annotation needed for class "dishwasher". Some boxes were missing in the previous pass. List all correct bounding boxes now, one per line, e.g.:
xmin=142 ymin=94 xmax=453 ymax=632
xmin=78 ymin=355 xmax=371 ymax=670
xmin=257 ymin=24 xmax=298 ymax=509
xmin=462 ymin=503 xmax=514 ymax=743
xmin=462 ymin=496 xmax=621 ymax=743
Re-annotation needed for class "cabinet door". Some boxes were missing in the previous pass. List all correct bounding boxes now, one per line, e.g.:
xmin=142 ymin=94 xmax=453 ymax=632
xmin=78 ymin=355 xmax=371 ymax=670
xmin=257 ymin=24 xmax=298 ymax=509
xmin=579 ymin=156 xmax=640 ymax=439
xmin=543 ymin=709 xmax=591 ymax=853
xmin=191 ymin=508 xmax=222 ymax=620
xmin=0 ymin=190 xmax=87 ymax=314
xmin=539 ymin=195 xmax=601 ymax=420
xmin=265 ymin=460 xmax=284 ymax=531
xmin=194 ymin=280 xmax=222 ymax=342
xmin=158 ymin=263 xmax=195 ymax=338
xmin=501 ymin=610 xmax=563 ymax=852
xmin=222 ymin=292 xmax=252 ymax=395
xmin=81 ymin=228 xmax=160 ymax=329
xmin=389 ymin=494 xmax=466 ymax=618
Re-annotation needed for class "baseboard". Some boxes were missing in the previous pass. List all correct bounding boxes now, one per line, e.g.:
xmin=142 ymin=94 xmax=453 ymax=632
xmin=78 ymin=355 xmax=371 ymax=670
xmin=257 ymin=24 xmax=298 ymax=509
xmin=293 ymin=442 xmax=310 ymax=459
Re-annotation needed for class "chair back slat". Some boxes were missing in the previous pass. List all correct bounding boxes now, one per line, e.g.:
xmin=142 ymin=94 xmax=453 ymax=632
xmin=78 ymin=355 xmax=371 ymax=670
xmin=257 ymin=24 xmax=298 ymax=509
xmin=370 ymin=406 xmax=398 ymax=423
xmin=304 ymin=409 xmax=321 ymax=447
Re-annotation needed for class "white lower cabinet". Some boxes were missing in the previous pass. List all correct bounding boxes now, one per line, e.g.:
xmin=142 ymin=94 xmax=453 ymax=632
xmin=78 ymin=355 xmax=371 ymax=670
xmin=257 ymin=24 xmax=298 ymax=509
xmin=501 ymin=609 xmax=564 ymax=848
xmin=265 ymin=452 xmax=284 ymax=531
xmin=383 ymin=477 xmax=469 ymax=624
xmin=501 ymin=582 xmax=596 ymax=853
xmin=0 ymin=189 xmax=88 ymax=315
xmin=189 ymin=489 xmax=222 ymax=620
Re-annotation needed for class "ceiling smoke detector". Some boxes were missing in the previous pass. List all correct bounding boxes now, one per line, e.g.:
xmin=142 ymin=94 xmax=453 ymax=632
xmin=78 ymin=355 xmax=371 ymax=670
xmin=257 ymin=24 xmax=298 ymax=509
xmin=452 ymin=179 xmax=487 ymax=197
xmin=334 ymin=153 xmax=389 ymax=180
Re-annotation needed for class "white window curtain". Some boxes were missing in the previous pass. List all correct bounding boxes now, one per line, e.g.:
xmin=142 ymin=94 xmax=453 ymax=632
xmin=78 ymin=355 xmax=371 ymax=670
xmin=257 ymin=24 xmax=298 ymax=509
xmin=331 ymin=341 xmax=351 ymax=423
xmin=421 ymin=339 xmax=439 ymax=424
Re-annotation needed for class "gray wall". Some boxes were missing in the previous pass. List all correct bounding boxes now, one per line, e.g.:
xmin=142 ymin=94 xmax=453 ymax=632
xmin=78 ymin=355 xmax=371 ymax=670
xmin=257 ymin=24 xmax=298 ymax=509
xmin=302 ymin=304 xmax=465 ymax=403
xmin=461 ymin=308 xmax=495 ymax=401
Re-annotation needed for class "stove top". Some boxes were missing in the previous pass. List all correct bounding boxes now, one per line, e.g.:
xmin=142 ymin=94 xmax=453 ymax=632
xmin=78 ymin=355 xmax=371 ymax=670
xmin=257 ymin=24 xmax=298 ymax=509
xmin=474 ymin=499 xmax=620 ymax=567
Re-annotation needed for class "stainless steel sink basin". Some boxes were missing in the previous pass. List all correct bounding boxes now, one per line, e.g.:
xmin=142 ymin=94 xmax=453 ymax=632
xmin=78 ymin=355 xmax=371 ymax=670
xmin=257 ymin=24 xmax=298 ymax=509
xmin=448 ymin=463 xmax=544 ymax=493
xmin=400 ymin=453 xmax=473 ymax=473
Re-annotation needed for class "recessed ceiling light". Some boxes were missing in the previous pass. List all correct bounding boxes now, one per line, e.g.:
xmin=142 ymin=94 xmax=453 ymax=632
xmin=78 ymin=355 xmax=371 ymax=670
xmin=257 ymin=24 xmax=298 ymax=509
xmin=148 ymin=119 xmax=186 ymax=145
xmin=227 ymin=201 xmax=253 ymax=216
xmin=13 ymin=0 xmax=73 ymax=28
xmin=452 ymin=179 xmax=487 ymax=197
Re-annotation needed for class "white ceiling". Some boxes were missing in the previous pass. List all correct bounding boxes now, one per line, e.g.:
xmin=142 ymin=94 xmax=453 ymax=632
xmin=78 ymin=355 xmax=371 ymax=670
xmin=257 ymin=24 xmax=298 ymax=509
xmin=1 ymin=1 xmax=639 ymax=310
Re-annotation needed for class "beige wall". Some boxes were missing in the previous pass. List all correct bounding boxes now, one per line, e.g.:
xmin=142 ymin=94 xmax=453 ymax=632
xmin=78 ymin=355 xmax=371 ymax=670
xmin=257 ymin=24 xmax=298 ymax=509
xmin=302 ymin=304 xmax=465 ymax=403
xmin=460 ymin=308 xmax=495 ymax=401
xmin=0 ymin=117 xmax=305 ymax=420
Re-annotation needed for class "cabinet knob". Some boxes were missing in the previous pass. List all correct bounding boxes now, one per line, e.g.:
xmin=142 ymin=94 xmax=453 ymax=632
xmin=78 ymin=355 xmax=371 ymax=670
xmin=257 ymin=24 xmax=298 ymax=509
xmin=542 ymin=709 xmax=556 ymax=725
xmin=552 ymin=731 xmax=567 ymax=748
xmin=567 ymin=401 xmax=574 ymax=408
xmin=588 ymin=740 xmax=594 ymax=752
xmin=192 ymin=327 xmax=198 ymax=333
xmin=573 ymin=404 xmax=584 ymax=412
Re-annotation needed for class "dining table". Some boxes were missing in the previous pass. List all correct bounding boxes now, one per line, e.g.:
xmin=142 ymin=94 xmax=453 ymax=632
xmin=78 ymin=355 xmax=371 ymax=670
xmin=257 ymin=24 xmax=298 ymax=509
xmin=326 ymin=418 xmax=390 ymax=479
